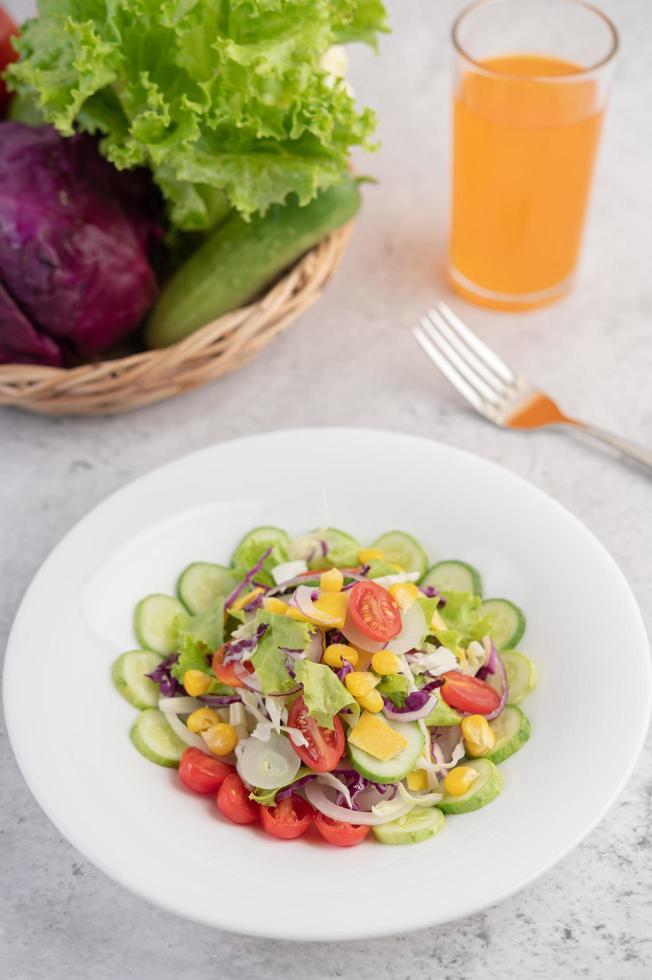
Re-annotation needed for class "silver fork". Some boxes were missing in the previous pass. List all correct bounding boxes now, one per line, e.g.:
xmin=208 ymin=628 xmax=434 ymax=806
xmin=413 ymin=302 xmax=652 ymax=476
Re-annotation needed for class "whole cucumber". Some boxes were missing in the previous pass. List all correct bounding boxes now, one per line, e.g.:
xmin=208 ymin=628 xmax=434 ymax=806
xmin=146 ymin=178 xmax=361 ymax=348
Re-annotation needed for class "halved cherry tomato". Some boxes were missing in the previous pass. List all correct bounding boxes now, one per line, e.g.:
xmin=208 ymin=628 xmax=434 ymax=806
xmin=347 ymin=581 xmax=401 ymax=644
xmin=260 ymin=796 xmax=313 ymax=840
xmin=178 ymin=747 xmax=233 ymax=795
xmin=211 ymin=645 xmax=252 ymax=688
xmin=313 ymin=813 xmax=370 ymax=847
xmin=217 ymin=773 xmax=260 ymax=825
xmin=287 ymin=696 xmax=345 ymax=773
xmin=0 ymin=9 xmax=18 ymax=117
xmin=440 ymin=670 xmax=501 ymax=715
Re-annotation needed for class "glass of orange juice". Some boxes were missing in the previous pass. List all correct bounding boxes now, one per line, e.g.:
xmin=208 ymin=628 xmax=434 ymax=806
xmin=449 ymin=0 xmax=618 ymax=311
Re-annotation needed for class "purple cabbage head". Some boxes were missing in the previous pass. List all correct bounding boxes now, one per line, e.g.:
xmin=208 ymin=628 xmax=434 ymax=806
xmin=0 ymin=123 xmax=162 ymax=365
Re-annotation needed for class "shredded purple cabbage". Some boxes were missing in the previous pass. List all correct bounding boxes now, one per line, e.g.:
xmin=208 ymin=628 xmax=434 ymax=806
xmin=146 ymin=654 xmax=182 ymax=697
xmin=326 ymin=629 xmax=347 ymax=645
xmin=223 ymin=623 xmax=268 ymax=664
xmin=275 ymin=774 xmax=317 ymax=802
xmin=243 ymin=592 xmax=264 ymax=614
xmin=421 ymin=678 xmax=444 ymax=692
xmin=420 ymin=585 xmax=446 ymax=606
xmin=336 ymin=660 xmax=354 ymax=683
xmin=331 ymin=770 xmax=396 ymax=810
xmin=384 ymin=688 xmax=432 ymax=713
xmin=310 ymin=589 xmax=319 ymax=601
xmin=224 ymin=546 xmax=273 ymax=609
xmin=198 ymin=694 xmax=242 ymax=706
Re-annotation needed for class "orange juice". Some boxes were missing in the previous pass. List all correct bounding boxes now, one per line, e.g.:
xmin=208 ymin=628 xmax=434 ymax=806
xmin=449 ymin=54 xmax=604 ymax=309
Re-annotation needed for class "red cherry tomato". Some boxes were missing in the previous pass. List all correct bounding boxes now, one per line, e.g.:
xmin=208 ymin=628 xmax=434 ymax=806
xmin=211 ymin=645 xmax=252 ymax=688
xmin=313 ymin=813 xmax=370 ymax=847
xmin=287 ymin=696 xmax=345 ymax=773
xmin=260 ymin=796 xmax=313 ymax=840
xmin=440 ymin=670 xmax=501 ymax=715
xmin=178 ymin=747 xmax=233 ymax=795
xmin=216 ymin=773 xmax=260 ymax=825
xmin=0 ymin=9 xmax=18 ymax=117
xmin=348 ymin=581 xmax=402 ymax=644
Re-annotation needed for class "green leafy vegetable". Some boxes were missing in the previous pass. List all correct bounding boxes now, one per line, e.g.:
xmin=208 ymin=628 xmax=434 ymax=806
xmin=435 ymin=591 xmax=494 ymax=651
xmin=232 ymin=540 xmax=289 ymax=588
xmin=175 ymin=596 xmax=225 ymax=651
xmin=249 ymin=766 xmax=311 ymax=806
xmin=376 ymin=672 xmax=408 ymax=708
xmin=9 ymin=0 xmax=388 ymax=230
xmin=250 ymin=611 xmax=313 ymax=694
xmin=170 ymin=635 xmax=211 ymax=681
xmin=294 ymin=659 xmax=355 ymax=729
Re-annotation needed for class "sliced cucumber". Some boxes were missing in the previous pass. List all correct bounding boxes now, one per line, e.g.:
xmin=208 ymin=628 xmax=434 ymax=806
xmin=130 ymin=708 xmax=186 ymax=767
xmin=423 ymin=697 xmax=462 ymax=727
xmin=177 ymin=562 xmax=237 ymax=614
xmin=348 ymin=719 xmax=424 ymax=784
xmin=487 ymin=650 xmax=538 ymax=704
xmin=373 ymin=805 xmax=445 ymax=845
xmin=112 ymin=650 xmax=163 ymax=709
xmin=231 ymin=526 xmax=291 ymax=564
xmin=305 ymin=527 xmax=361 ymax=571
xmin=438 ymin=758 xmax=502 ymax=814
xmin=371 ymin=530 xmax=429 ymax=577
xmin=421 ymin=560 xmax=482 ymax=596
xmin=134 ymin=594 xmax=185 ymax=654
xmin=486 ymin=705 xmax=531 ymax=764
xmin=479 ymin=598 xmax=526 ymax=650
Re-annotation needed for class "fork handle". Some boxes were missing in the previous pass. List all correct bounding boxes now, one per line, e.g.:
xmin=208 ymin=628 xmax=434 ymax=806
xmin=568 ymin=421 xmax=652 ymax=475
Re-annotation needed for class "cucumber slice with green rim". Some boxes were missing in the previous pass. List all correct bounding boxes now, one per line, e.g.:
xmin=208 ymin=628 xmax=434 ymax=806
xmin=348 ymin=719 xmax=424 ymax=784
xmin=112 ymin=650 xmax=162 ymax=709
xmin=485 ymin=705 xmax=531 ymax=764
xmin=371 ymin=530 xmax=429 ymax=577
xmin=305 ymin=527 xmax=361 ymax=571
xmin=134 ymin=594 xmax=185 ymax=654
xmin=421 ymin=560 xmax=482 ymax=596
xmin=130 ymin=708 xmax=186 ymax=767
xmin=479 ymin=598 xmax=526 ymax=650
xmin=438 ymin=758 xmax=502 ymax=814
xmin=177 ymin=562 xmax=238 ymax=614
xmin=487 ymin=650 xmax=538 ymax=704
xmin=373 ymin=805 xmax=445 ymax=845
xmin=423 ymin=697 xmax=463 ymax=727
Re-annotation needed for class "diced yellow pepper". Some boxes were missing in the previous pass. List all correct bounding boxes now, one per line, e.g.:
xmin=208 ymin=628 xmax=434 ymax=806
xmin=263 ymin=596 xmax=289 ymax=615
xmin=187 ymin=707 xmax=220 ymax=733
xmin=406 ymin=769 xmax=429 ymax=792
xmin=348 ymin=711 xmax=408 ymax=761
xmin=461 ymin=714 xmax=496 ymax=757
xmin=389 ymin=582 xmax=419 ymax=612
xmin=320 ymin=568 xmax=344 ymax=593
xmin=183 ymin=670 xmax=211 ymax=697
xmin=312 ymin=591 xmax=348 ymax=628
xmin=203 ymin=722 xmax=238 ymax=756
xmin=323 ymin=643 xmax=359 ymax=669
xmin=228 ymin=587 xmax=265 ymax=613
xmin=371 ymin=650 xmax=402 ymax=676
xmin=358 ymin=547 xmax=385 ymax=563
xmin=286 ymin=606 xmax=310 ymax=623
xmin=344 ymin=671 xmax=379 ymax=699
xmin=444 ymin=766 xmax=478 ymax=796
xmin=357 ymin=689 xmax=384 ymax=713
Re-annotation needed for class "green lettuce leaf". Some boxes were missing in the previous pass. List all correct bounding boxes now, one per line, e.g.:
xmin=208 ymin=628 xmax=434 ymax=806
xmin=376 ymin=672 xmax=408 ymax=708
xmin=249 ymin=766 xmax=312 ymax=806
xmin=170 ymin=634 xmax=211 ymax=680
xmin=174 ymin=596 xmax=225 ymax=651
xmin=294 ymin=659 xmax=355 ymax=729
xmin=250 ymin=610 xmax=313 ymax=694
xmin=9 ymin=0 xmax=388 ymax=229
xmin=435 ymin=591 xmax=494 ymax=651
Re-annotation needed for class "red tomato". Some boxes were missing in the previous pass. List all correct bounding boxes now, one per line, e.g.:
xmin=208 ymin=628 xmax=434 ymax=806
xmin=217 ymin=773 xmax=260 ymax=825
xmin=348 ymin=581 xmax=401 ymax=644
xmin=260 ymin=796 xmax=313 ymax=840
xmin=211 ymin=645 xmax=252 ymax=688
xmin=313 ymin=813 xmax=370 ymax=847
xmin=178 ymin=747 xmax=233 ymax=795
xmin=0 ymin=9 xmax=18 ymax=117
xmin=287 ymin=696 xmax=345 ymax=773
xmin=440 ymin=670 xmax=501 ymax=715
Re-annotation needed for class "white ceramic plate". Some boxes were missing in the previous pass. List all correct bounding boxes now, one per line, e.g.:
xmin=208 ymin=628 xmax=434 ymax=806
xmin=4 ymin=429 xmax=650 ymax=940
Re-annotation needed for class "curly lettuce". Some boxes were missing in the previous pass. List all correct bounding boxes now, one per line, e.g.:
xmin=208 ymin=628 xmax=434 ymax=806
xmin=8 ymin=0 xmax=388 ymax=230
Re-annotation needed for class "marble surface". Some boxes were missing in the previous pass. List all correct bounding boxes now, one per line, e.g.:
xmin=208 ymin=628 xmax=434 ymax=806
xmin=2 ymin=0 xmax=651 ymax=977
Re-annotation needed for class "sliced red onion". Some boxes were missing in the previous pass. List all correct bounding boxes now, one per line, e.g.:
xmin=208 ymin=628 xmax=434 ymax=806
xmin=476 ymin=636 xmax=498 ymax=680
xmin=383 ymin=693 xmax=437 ymax=723
xmin=305 ymin=781 xmax=414 ymax=826
xmin=198 ymin=693 xmax=242 ymax=706
xmin=305 ymin=630 xmax=324 ymax=663
xmin=484 ymin=651 xmax=508 ymax=720
xmin=234 ymin=661 xmax=262 ymax=692
xmin=225 ymin=546 xmax=272 ymax=609
xmin=293 ymin=584 xmax=342 ymax=625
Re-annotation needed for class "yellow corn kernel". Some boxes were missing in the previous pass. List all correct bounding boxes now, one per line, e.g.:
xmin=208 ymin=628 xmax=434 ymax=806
xmin=228 ymin=586 xmax=265 ymax=613
xmin=357 ymin=689 xmax=384 ymax=713
xmin=344 ymin=671 xmax=379 ymax=699
xmin=183 ymin=670 xmax=211 ymax=697
xmin=389 ymin=582 xmax=419 ymax=612
xmin=371 ymin=649 xmax=402 ymax=676
xmin=263 ymin=596 xmax=289 ymax=615
xmin=312 ymin=591 xmax=348 ymax=628
xmin=187 ymin=707 xmax=220 ymax=733
xmin=203 ymin=722 xmax=238 ymax=756
xmin=444 ymin=766 xmax=478 ymax=796
xmin=461 ymin=714 xmax=496 ymax=757
xmin=286 ymin=606 xmax=310 ymax=623
xmin=320 ymin=568 xmax=344 ymax=593
xmin=358 ymin=547 xmax=385 ymax=564
xmin=406 ymin=769 xmax=429 ymax=792
xmin=323 ymin=643 xmax=359 ymax=669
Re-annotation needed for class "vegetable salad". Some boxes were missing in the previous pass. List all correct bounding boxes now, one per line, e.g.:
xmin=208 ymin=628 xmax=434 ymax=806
xmin=113 ymin=526 xmax=538 ymax=846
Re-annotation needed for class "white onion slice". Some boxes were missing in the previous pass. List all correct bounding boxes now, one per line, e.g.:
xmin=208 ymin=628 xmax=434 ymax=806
xmin=305 ymin=781 xmax=414 ymax=825
xmin=382 ymin=693 xmax=437 ymax=723
xmin=372 ymin=571 xmax=420 ymax=587
xmin=388 ymin=602 xmax=426 ymax=656
xmin=236 ymin=732 xmax=301 ymax=789
xmin=397 ymin=782 xmax=443 ymax=807
xmin=305 ymin=629 xmax=324 ymax=662
xmin=164 ymin=712 xmax=206 ymax=751
xmin=316 ymin=772 xmax=354 ymax=809
xmin=271 ymin=560 xmax=308 ymax=585
xmin=293 ymin=585 xmax=341 ymax=625
xmin=234 ymin=661 xmax=262 ymax=691
xmin=158 ymin=696 xmax=202 ymax=714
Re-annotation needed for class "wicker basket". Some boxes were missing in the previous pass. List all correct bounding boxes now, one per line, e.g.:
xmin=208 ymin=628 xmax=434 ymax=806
xmin=0 ymin=223 xmax=353 ymax=416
